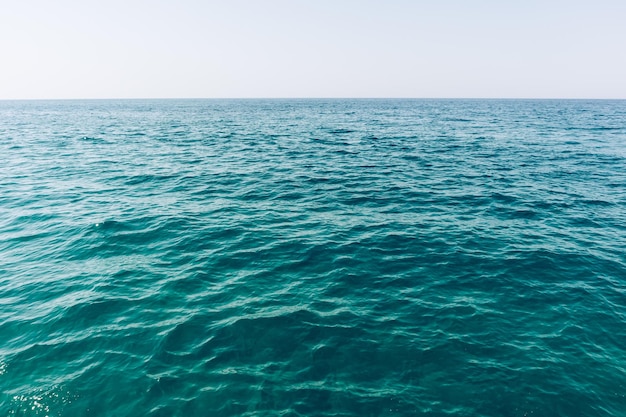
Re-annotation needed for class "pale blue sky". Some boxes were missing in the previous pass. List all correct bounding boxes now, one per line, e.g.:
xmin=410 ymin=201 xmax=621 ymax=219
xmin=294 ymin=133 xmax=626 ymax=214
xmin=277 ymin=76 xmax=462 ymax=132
xmin=1 ymin=0 xmax=624 ymax=99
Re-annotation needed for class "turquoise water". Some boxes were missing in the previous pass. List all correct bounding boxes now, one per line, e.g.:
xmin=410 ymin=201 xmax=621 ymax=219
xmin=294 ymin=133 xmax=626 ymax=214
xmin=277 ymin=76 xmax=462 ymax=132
xmin=1 ymin=99 xmax=625 ymax=416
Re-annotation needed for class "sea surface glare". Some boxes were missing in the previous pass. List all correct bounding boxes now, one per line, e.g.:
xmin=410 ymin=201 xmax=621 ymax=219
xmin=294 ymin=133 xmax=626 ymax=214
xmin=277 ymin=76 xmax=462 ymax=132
xmin=1 ymin=99 xmax=626 ymax=417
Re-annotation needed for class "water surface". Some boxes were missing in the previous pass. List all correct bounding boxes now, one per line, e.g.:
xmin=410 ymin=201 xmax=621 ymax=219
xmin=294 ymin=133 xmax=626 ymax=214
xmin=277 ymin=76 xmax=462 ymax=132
xmin=1 ymin=99 xmax=625 ymax=416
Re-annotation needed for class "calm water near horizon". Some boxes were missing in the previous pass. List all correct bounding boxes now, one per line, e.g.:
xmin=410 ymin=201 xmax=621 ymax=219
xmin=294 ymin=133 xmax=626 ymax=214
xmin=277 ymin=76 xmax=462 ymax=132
xmin=1 ymin=99 xmax=625 ymax=416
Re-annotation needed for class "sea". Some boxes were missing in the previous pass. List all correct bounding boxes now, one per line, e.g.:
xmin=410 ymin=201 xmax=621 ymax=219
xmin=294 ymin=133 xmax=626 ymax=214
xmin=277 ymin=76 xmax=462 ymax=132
xmin=1 ymin=99 xmax=625 ymax=417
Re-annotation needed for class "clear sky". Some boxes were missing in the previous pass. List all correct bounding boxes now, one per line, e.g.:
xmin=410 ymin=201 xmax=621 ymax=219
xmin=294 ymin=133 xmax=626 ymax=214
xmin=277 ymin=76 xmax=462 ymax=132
xmin=1 ymin=0 xmax=625 ymax=99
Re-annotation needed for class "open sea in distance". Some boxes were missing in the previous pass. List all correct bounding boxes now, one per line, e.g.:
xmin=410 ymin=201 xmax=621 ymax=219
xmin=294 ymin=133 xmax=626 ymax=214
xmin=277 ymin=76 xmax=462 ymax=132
xmin=1 ymin=99 xmax=625 ymax=417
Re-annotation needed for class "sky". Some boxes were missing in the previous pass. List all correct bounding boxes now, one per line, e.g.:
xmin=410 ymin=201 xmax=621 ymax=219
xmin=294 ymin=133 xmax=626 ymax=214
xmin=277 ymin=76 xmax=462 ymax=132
xmin=1 ymin=0 xmax=625 ymax=99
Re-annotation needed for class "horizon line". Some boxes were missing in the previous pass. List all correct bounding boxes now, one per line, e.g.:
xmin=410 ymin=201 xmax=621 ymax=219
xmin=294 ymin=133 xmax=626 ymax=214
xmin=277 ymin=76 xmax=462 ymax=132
xmin=1 ymin=97 xmax=625 ymax=101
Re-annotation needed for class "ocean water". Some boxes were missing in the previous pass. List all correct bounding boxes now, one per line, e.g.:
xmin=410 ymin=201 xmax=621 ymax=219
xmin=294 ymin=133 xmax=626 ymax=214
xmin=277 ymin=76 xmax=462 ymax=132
xmin=1 ymin=99 xmax=625 ymax=417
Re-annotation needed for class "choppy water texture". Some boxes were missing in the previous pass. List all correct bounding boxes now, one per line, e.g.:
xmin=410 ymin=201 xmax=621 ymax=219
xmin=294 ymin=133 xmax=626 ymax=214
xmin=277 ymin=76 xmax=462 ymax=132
xmin=1 ymin=99 xmax=626 ymax=416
